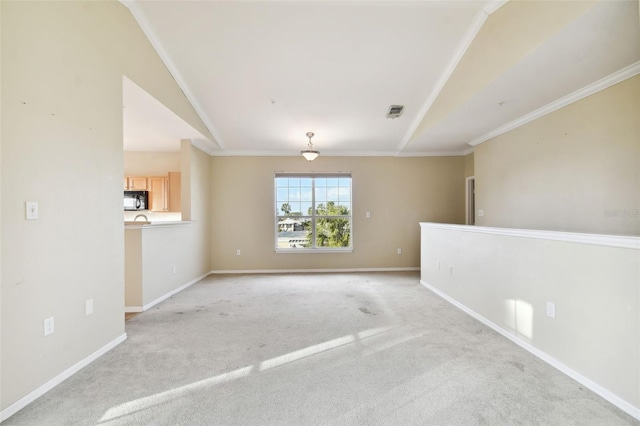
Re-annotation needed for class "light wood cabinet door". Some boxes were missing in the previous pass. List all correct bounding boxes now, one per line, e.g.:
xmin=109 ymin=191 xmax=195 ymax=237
xmin=127 ymin=176 xmax=148 ymax=191
xmin=148 ymin=176 xmax=168 ymax=211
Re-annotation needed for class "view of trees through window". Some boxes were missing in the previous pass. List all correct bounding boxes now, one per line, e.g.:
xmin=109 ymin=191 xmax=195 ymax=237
xmin=275 ymin=174 xmax=352 ymax=250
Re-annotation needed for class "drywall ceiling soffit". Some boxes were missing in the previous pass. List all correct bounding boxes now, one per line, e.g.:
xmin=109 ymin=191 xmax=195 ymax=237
xmin=403 ymin=0 xmax=640 ymax=154
xmin=124 ymin=0 xmax=640 ymax=157
xmin=122 ymin=76 xmax=209 ymax=152
xmin=405 ymin=0 xmax=599 ymax=144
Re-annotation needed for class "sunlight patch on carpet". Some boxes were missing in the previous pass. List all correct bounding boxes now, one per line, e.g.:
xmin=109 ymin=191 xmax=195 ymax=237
xmin=99 ymin=326 xmax=406 ymax=423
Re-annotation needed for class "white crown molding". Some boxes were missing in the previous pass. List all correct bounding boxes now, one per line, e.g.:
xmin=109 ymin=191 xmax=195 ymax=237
xmin=419 ymin=222 xmax=640 ymax=250
xmin=191 ymin=138 xmax=222 ymax=156
xmin=468 ymin=61 xmax=640 ymax=147
xmin=483 ymin=0 xmax=509 ymax=15
xmin=461 ymin=146 xmax=475 ymax=156
xmin=396 ymin=150 xmax=468 ymax=157
xmin=397 ymin=1 xmax=499 ymax=154
xmin=120 ymin=0 xmax=225 ymax=149
xmin=213 ymin=151 xmax=308 ymax=157
xmin=213 ymin=150 xmax=469 ymax=158
xmin=217 ymin=150 xmax=402 ymax=157
xmin=320 ymin=150 xmax=398 ymax=157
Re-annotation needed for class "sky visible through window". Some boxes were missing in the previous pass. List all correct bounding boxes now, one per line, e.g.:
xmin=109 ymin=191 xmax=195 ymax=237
xmin=276 ymin=177 xmax=351 ymax=217
xmin=275 ymin=175 xmax=352 ymax=249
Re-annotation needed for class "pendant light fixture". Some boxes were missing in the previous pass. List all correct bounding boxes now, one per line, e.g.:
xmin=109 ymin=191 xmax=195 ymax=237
xmin=301 ymin=132 xmax=319 ymax=161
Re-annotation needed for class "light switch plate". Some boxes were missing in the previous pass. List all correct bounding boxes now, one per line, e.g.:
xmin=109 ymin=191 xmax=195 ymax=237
xmin=26 ymin=201 xmax=39 ymax=220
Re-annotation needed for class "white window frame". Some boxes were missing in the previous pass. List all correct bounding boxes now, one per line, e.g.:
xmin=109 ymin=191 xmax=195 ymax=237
xmin=274 ymin=172 xmax=353 ymax=253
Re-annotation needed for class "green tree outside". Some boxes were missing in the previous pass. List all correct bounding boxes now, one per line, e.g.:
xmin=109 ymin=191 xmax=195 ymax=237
xmin=280 ymin=203 xmax=291 ymax=215
xmin=308 ymin=201 xmax=351 ymax=247
xmin=281 ymin=202 xmax=301 ymax=216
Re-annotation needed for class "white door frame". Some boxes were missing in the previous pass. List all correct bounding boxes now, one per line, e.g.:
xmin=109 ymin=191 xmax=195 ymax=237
xmin=465 ymin=176 xmax=475 ymax=225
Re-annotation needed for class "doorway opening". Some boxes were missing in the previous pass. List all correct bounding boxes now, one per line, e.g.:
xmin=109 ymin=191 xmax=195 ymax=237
xmin=466 ymin=176 xmax=475 ymax=225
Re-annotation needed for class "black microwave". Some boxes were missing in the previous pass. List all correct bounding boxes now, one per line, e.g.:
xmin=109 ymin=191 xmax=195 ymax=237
xmin=124 ymin=191 xmax=148 ymax=211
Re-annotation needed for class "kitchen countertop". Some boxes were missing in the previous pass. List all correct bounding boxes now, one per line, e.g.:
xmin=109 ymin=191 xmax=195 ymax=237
xmin=124 ymin=221 xmax=191 ymax=229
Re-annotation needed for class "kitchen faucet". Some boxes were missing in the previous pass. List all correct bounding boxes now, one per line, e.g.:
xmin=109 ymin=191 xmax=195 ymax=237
xmin=133 ymin=214 xmax=148 ymax=222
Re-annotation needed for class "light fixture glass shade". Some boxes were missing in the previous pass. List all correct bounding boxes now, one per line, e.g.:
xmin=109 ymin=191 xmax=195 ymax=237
xmin=301 ymin=150 xmax=319 ymax=161
xmin=301 ymin=132 xmax=319 ymax=161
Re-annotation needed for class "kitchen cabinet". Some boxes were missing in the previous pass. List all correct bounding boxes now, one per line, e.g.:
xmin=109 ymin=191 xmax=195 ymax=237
xmin=125 ymin=176 xmax=148 ymax=191
xmin=125 ymin=172 xmax=180 ymax=212
xmin=148 ymin=176 xmax=168 ymax=212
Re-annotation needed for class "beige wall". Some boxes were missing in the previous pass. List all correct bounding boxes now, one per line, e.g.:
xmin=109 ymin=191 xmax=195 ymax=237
xmin=1 ymin=1 xmax=211 ymax=414
xmin=210 ymin=156 xmax=465 ymax=271
xmin=464 ymin=153 xmax=474 ymax=177
xmin=124 ymin=143 xmax=211 ymax=311
xmin=124 ymin=151 xmax=181 ymax=176
xmin=475 ymin=75 xmax=640 ymax=235
xmin=124 ymin=229 xmax=143 ymax=308
xmin=182 ymin=143 xmax=211 ymax=276
xmin=126 ymin=142 xmax=213 ymax=305
xmin=421 ymin=223 xmax=640 ymax=413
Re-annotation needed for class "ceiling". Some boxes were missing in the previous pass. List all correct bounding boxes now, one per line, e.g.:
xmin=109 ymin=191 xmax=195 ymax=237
xmin=122 ymin=0 xmax=640 ymax=156
xmin=123 ymin=76 xmax=208 ymax=151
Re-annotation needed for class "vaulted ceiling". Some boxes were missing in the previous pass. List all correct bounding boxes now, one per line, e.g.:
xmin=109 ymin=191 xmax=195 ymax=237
xmin=122 ymin=0 xmax=640 ymax=156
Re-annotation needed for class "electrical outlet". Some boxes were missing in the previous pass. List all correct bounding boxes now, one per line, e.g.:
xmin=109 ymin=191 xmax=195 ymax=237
xmin=44 ymin=317 xmax=55 ymax=336
xmin=366 ymin=211 xmax=371 ymax=219
xmin=478 ymin=209 xmax=485 ymax=217
xmin=396 ymin=248 xmax=402 ymax=255
xmin=546 ymin=301 xmax=556 ymax=319
xmin=85 ymin=299 xmax=94 ymax=316
xmin=236 ymin=249 xmax=241 ymax=256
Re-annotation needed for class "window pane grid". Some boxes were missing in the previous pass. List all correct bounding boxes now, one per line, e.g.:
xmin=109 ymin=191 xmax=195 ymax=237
xmin=275 ymin=174 xmax=352 ymax=250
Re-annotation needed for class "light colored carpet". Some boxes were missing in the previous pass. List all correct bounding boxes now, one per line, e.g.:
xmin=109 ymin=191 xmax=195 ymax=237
xmin=4 ymin=272 xmax=637 ymax=425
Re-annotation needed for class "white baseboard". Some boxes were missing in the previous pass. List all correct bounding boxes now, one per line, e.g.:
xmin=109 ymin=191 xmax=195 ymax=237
xmin=141 ymin=272 xmax=211 ymax=311
xmin=209 ymin=267 xmax=420 ymax=274
xmin=0 ymin=333 xmax=127 ymax=422
xmin=125 ymin=306 xmax=143 ymax=313
xmin=420 ymin=280 xmax=640 ymax=421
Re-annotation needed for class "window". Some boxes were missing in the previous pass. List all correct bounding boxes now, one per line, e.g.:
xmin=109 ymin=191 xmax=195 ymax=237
xmin=275 ymin=173 xmax=352 ymax=251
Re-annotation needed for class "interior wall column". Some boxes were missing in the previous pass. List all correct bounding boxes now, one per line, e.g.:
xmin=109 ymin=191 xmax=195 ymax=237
xmin=180 ymin=139 xmax=192 ymax=221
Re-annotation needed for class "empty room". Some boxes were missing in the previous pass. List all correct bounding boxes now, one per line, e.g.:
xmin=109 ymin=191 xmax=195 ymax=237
xmin=1 ymin=0 xmax=639 ymax=424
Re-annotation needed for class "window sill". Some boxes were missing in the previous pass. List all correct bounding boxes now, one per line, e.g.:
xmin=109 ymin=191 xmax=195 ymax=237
xmin=275 ymin=248 xmax=353 ymax=254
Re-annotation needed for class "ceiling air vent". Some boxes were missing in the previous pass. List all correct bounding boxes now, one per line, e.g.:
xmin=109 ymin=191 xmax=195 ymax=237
xmin=386 ymin=105 xmax=404 ymax=119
